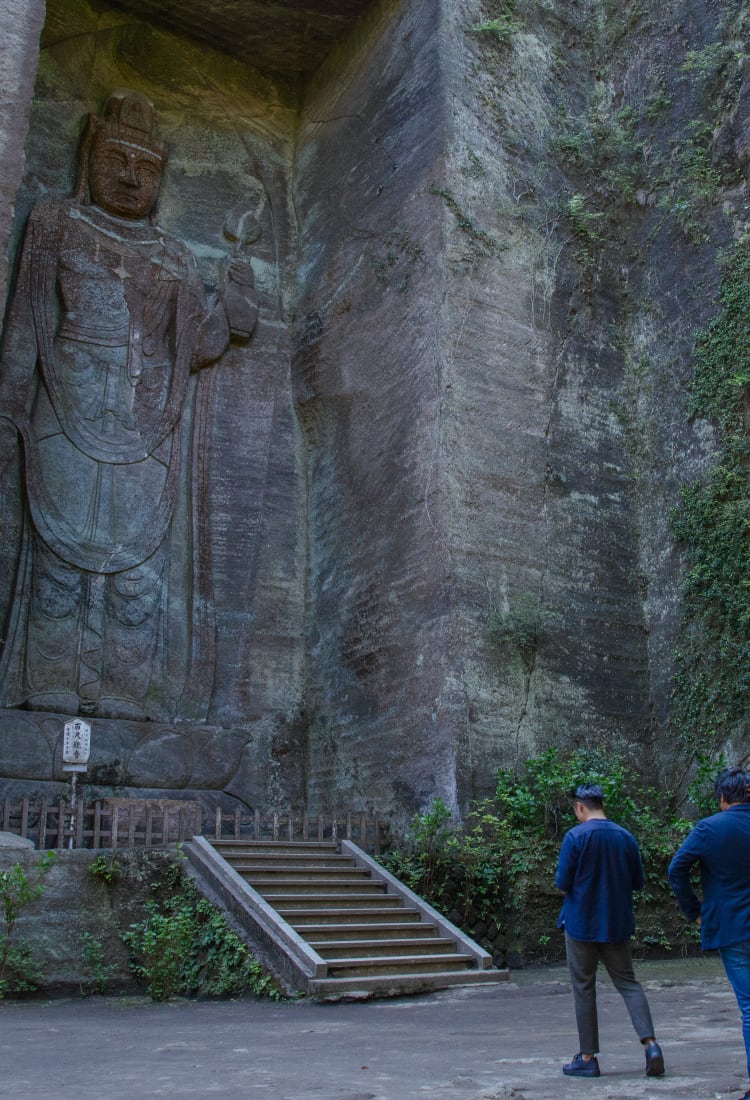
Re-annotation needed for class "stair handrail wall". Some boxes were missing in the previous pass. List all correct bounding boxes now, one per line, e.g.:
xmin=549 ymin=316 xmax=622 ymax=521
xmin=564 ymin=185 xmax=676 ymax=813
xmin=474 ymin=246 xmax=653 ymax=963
xmin=340 ymin=839 xmax=493 ymax=969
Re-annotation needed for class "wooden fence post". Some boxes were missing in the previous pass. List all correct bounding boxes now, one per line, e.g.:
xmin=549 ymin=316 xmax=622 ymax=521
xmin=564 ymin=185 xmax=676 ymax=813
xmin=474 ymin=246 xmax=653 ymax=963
xmin=93 ymin=801 xmax=102 ymax=849
xmin=38 ymin=800 xmax=48 ymax=849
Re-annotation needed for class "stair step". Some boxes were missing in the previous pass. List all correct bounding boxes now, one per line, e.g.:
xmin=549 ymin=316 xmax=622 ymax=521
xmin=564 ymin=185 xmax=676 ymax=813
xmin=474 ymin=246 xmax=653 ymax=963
xmin=325 ymin=954 xmax=474 ymax=978
xmin=224 ymin=854 xmax=357 ymax=869
xmin=312 ymin=938 xmax=457 ymax=959
xmin=282 ymin=906 xmax=423 ymax=924
xmin=210 ymin=840 xmax=339 ymax=857
xmin=272 ymin=894 xmax=402 ymax=909
xmin=243 ymin=870 xmax=375 ymax=882
xmin=191 ymin=836 xmax=505 ymax=1000
xmin=308 ymin=968 xmax=509 ymax=997
xmin=210 ymin=839 xmax=339 ymax=847
xmin=300 ymin=922 xmax=440 ymax=941
xmin=250 ymin=878 xmax=386 ymax=894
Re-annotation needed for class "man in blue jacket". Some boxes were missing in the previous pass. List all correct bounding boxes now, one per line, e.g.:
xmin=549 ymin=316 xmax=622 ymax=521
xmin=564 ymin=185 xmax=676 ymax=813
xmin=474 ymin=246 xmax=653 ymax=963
xmin=669 ymin=767 xmax=750 ymax=1100
xmin=555 ymin=783 xmax=664 ymax=1078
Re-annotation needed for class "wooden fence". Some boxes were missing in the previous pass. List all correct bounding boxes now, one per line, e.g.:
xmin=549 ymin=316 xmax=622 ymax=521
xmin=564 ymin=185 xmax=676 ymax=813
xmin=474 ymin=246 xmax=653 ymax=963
xmin=0 ymin=797 xmax=384 ymax=853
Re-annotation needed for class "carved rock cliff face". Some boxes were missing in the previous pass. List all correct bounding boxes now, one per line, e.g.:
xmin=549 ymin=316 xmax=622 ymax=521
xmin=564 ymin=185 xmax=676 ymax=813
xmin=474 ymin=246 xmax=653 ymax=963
xmin=0 ymin=0 xmax=747 ymax=818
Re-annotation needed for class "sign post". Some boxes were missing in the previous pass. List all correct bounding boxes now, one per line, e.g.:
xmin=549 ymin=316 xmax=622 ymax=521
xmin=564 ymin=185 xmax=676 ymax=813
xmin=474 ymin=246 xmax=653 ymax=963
xmin=62 ymin=719 xmax=91 ymax=849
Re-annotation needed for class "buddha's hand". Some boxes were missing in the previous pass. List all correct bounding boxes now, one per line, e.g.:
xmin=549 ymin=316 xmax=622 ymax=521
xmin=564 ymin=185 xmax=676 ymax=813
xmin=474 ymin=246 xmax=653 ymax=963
xmin=223 ymin=258 xmax=257 ymax=341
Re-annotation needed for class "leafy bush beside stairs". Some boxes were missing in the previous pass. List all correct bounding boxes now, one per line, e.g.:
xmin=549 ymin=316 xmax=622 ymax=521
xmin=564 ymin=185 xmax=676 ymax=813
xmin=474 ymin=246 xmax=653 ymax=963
xmin=90 ymin=852 xmax=284 ymax=1002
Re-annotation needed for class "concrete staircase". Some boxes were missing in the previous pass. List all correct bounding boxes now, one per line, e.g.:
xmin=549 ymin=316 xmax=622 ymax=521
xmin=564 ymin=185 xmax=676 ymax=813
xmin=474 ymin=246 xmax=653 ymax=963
xmin=186 ymin=835 xmax=509 ymax=998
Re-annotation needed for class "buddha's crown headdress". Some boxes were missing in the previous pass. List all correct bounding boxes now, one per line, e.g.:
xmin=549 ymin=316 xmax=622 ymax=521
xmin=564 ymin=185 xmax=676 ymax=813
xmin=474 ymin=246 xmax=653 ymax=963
xmin=98 ymin=90 xmax=166 ymax=160
xmin=76 ymin=89 xmax=167 ymax=205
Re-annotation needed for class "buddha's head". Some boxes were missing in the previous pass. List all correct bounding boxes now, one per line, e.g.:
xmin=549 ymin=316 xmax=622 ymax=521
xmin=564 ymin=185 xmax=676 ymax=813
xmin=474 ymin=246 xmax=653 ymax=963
xmin=79 ymin=90 xmax=166 ymax=220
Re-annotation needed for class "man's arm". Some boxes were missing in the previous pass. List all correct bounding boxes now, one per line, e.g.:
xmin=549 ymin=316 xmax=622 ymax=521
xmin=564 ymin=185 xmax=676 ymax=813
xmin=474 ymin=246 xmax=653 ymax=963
xmin=668 ymin=827 xmax=704 ymax=923
xmin=555 ymin=831 xmax=578 ymax=893
xmin=630 ymin=840 xmax=645 ymax=893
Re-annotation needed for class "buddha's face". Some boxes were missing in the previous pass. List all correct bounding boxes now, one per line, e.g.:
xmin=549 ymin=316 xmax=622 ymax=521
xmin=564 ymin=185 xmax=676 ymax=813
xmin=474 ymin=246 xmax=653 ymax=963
xmin=88 ymin=135 xmax=162 ymax=220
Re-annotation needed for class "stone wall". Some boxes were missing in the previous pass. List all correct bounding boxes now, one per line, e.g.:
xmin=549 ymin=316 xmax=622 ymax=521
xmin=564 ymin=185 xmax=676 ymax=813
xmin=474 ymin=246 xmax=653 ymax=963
xmin=0 ymin=0 xmax=45 ymax=310
xmin=0 ymin=844 xmax=286 ymax=994
xmin=293 ymin=0 xmax=459 ymax=815
xmin=0 ymin=847 xmax=133 ymax=991
xmin=0 ymin=0 xmax=748 ymax=821
xmin=439 ymin=0 xmax=654 ymax=784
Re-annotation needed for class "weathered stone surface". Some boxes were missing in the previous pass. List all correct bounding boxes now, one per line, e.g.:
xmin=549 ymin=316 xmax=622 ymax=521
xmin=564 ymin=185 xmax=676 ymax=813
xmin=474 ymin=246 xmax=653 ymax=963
xmin=0 ymin=0 xmax=45 ymax=309
xmin=0 ymin=830 xmax=35 ymax=848
xmin=0 ymin=709 xmax=281 ymax=801
xmin=0 ymin=848 xmax=159 ymax=990
xmin=108 ymin=0 xmax=380 ymax=78
xmin=1 ymin=0 xmax=748 ymax=822
xmin=292 ymin=0 xmax=457 ymax=817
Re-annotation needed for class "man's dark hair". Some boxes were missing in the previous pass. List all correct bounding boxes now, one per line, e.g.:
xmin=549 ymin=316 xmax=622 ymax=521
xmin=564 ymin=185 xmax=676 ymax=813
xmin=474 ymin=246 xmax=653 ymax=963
xmin=714 ymin=767 xmax=750 ymax=805
xmin=572 ymin=783 xmax=604 ymax=809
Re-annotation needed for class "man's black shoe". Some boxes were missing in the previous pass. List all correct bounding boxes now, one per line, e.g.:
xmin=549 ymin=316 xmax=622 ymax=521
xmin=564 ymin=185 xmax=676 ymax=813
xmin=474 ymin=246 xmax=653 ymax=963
xmin=644 ymin=1040 xmax=665 ymax=1077
xmin=562 ymin=1053 xmax=601 ymax=1077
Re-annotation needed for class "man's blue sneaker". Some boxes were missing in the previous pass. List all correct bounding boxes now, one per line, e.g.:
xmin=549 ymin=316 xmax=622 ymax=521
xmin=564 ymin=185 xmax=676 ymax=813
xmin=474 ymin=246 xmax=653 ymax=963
xmin=563 ymin=1053 xmax=601 ymax=1077
xmin=644 ymin=1040 xmax=665 ymax=1077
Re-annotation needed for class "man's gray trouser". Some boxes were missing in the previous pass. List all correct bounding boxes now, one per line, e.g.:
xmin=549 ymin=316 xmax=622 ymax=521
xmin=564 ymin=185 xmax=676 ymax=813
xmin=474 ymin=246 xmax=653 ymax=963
xmin=565 ymin=932 xmax=656 ymax=1054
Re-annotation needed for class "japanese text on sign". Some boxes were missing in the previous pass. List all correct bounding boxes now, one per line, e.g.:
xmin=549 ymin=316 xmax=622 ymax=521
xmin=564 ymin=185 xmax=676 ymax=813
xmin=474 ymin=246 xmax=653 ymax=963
xmin=63 ymin=719 xmax=91 ymax=765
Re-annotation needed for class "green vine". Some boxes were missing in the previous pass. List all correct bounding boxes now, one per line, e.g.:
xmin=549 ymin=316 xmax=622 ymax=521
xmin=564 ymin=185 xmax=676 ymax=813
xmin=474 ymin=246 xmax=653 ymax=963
xmin=122 ymin=875 xmax=283 ymax=1002
xmin=671 ymin=244 xmax=750 ymax=756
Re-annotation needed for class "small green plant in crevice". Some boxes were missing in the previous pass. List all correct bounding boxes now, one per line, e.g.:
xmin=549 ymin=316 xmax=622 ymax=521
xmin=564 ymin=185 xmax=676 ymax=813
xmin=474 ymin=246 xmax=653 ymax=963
xmin=472 ymin=15 xmax=520 ymax=45
xmin=677 ymin=34 xmax=747 ymax=135
xmin=661 ymin=119 xmax=724 ymax=244
xmin=643 ymin=82 xmax=673 ymax=125
xmin=655 ymin=36 xmax=747 ymax=243
xmin=680 ymin=41 xmax=742 ymax=107
xmin=429 ymin=184 xmax=494 ymax=254
xmin=564 ymin=191 xmax=606 ymax=272
xmin=89 ymin=854 xmax=122 ymax=885
xmin=81 ymin=931 xmax=117 ymax=995
xmin=550 ymin=101 xmax=653 ymax=212
xmin=486 ymin=591 xmax=560 ymax=670
xmin=670 ymin=243 xmax=750 ymax=762
xmin=0 ymin=852 xmax=55 ymax=998
xmin=471 ymin=0 xmax=521 ymax=46
xmin=121 ymin=875 xmax=283 ymax=1002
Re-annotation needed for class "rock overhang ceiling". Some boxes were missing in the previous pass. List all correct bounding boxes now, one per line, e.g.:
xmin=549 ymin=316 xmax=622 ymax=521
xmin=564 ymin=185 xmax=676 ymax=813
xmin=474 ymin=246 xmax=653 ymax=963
xmin=107 ymin=0 xmax=380 ymax=78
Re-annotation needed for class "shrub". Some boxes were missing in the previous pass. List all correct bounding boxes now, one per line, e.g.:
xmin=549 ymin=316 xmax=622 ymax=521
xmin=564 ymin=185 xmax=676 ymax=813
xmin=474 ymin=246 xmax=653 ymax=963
xmin=382 ymin=748 xmax=696 ymax=965
xmin=0 ymin=852 xmax=55 ymax=997
xmin=121 ymin=876 xmax=282 ymax=1002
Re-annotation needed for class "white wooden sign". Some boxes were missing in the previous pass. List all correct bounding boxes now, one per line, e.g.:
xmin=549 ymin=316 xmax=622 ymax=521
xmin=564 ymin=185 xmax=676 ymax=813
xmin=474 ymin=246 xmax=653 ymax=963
xmin=63 ymin=719 xmax=91 ymax=770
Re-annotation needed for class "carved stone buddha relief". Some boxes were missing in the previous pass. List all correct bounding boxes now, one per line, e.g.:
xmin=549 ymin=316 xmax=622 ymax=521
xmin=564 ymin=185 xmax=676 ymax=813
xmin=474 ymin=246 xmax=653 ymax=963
xmin=0 ymin=61 xmax=304 ymax=809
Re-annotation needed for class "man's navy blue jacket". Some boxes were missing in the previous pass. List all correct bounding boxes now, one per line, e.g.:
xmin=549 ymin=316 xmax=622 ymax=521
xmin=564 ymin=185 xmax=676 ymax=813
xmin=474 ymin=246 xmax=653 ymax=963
xmin=668 ymin=803 xmax=750 ymax=951
xmin=555 ymin=818 xmax=644 ymax=942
